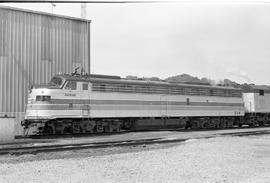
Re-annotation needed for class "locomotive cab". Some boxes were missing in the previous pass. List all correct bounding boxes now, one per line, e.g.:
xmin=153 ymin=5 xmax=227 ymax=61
xmin=24 ymin=75 xmax=92 ymax=118
xmin=25 ymin=76 xmax=66 ymax=119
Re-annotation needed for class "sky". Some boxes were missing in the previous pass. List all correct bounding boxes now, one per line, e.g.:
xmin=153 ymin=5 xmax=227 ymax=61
xmin=3 ymin=1 xmax=270 ymax=84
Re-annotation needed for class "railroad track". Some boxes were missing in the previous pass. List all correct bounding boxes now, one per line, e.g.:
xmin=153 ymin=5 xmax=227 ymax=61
xmin=219 ymin=129 xmax=270 ymax=137
xmin=0 ymin=138 xmax=171 ymax=156
xmin=2 ymin=129 xmax=270 ymax=156
xmin=16 ymin=125 xmax=270 ymax=140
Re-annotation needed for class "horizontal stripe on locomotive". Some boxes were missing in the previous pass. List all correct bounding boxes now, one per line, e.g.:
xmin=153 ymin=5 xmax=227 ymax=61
xmin=28 ymin=104 xmax=244 ymax=111
xmin=38 ymin=99 xmax=243 ymax=107
xmin=25 ymin=109 xmax=244 ymax=119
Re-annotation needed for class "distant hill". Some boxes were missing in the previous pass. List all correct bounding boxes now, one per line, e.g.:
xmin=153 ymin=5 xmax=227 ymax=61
xmin=165 ymin=74 xmax=210 ymax=85
xmin=125 ymin=75 xmax=163 ymax=82
xmin=125 ymin=74 xmax=262 ymax=89
xmin=217 ymin=79 xmax=241 ymax=88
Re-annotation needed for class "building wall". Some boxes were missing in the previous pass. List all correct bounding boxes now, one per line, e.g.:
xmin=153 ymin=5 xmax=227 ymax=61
xmin=0 ymin=6 xmax=91 ymax=135
xmin=0 ymin=117 xmax=15 ymax=143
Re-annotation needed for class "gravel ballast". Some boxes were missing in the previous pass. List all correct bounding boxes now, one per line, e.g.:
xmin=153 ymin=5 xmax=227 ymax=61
xmin=0 ymin=135 xmax=270 ymax=183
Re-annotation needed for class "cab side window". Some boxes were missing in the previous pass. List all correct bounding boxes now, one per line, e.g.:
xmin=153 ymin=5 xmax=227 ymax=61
xmin=65 ymin=81 xmax=77 ymax=90
xmin=259 ymin=90 xmax=264 ymax=96
xmin=83 ymin=83 xmax=88 ymax=90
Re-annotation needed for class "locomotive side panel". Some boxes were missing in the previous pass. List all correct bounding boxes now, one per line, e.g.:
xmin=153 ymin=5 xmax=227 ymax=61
xmin=89 ymin=92 xmax=244 ymax=118
xmin=25 ymin=90 xmax=244 ymax=120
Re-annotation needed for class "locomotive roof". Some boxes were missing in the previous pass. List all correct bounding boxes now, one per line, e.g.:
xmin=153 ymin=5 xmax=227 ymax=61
xmin=241 ymin=84 xmax=270 ymax=93
xmin=248 ymin=85 xmax=270 ymax=90
xmin=56 ymin=74 xmax=242 ymax=91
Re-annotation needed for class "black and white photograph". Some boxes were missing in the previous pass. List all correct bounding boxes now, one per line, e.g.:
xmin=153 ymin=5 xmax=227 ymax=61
xmin=0 ymin=0 xmax=270 ymax=182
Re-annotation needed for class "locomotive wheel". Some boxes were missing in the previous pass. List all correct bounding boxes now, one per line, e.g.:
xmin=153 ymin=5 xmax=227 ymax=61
xmin=227 ymin=121 xmax=233 ymax=128
xmin=248 ymin=119 xmax=255 ymax=127
xmin=104 ymin=125 xmax=112 ymax=133
xmin=63 ymin=127 xmax=68 ymax=134
xmin=203 ymin=122 xmax=210 ymax=128
xmin=185 ymin=121 xmax=191 ymax=129
xmin=220 ymin=120 xmax=226 ymax=128
xmin=43 ymin=126 xmax=53 ymax=135
xmin=85 ymin=124 xmax=94 ymax=133
xmin=85 ymin=119 xmax=95 ymax=133
xmin=96 ymin=121 xmax=104 ymax=133
xmin=191 ymin=121 xmax=199 ymax=129
xmin=115 ymin=126 xmax=120 ymax=132
xmin=63 ymin=127 xmax=73 ymax=134
xmin=258 ymin=121 xmax=265 ymax=126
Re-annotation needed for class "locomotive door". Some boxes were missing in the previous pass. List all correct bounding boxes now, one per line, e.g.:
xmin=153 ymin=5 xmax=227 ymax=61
xmin=82 ymin=105 xmax=90 ymax=116
xmin=64 ymin=80 xmax=82 ymax=112
xmin=160 ymin=95 xmax=168 ymax=117
xmin=80 ymin=82 xmax=90 ymax=117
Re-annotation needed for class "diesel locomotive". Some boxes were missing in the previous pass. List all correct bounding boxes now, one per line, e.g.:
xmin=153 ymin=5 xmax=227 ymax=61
xmin=21 ymin=72 xmax=270 ymax=135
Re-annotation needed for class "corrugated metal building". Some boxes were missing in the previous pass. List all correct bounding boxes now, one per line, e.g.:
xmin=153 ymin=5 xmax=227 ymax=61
xmin=0 ymin=6 xmax=91 ymax=135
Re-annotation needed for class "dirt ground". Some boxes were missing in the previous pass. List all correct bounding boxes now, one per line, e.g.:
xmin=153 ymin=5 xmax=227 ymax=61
xmin=0 ymin=134 xmax=270 ymax=183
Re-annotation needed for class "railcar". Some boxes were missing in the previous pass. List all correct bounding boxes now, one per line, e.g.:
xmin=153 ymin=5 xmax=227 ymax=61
xmin=22 ymin=73 xmax=246 ymax=135
xmin=242 ymin=85 xmax=270 ymax=126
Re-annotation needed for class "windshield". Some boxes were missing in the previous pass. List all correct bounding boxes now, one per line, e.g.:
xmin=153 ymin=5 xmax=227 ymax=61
xmin=50 ymin=77 xmax=63 ymax=87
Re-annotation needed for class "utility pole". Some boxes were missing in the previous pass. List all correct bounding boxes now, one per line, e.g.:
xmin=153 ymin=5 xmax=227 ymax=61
xmin=81 ymin=3 xmax=87 ymax=19
xmin=81 ymin=3 xmax=90 ymax=74
xmin=51 ymin=3 xmax=56 ymax=14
